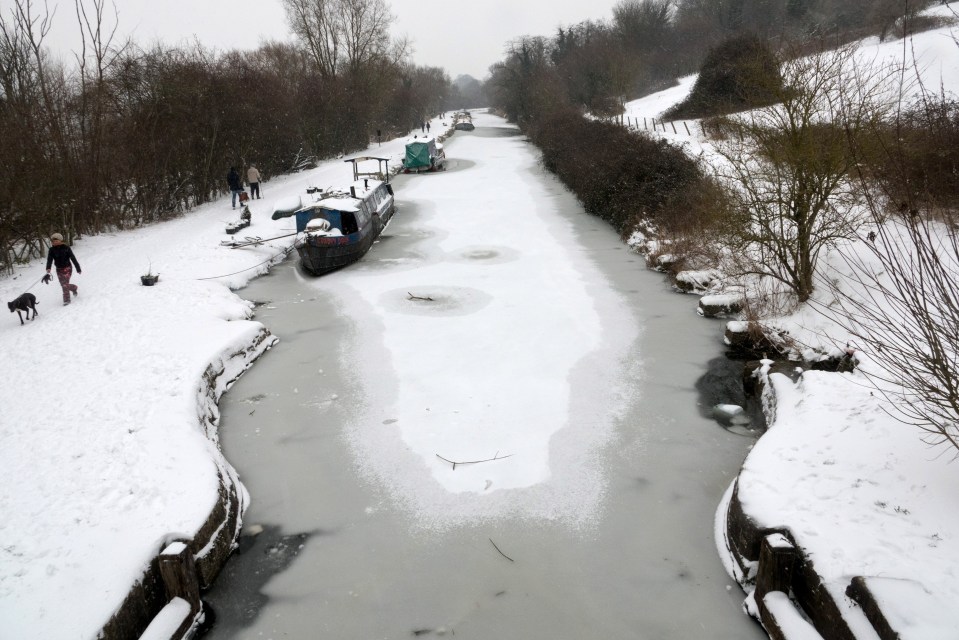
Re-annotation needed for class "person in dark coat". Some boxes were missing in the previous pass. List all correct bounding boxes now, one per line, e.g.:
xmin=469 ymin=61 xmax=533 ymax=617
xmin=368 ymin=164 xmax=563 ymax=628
xmin=227 ymin=167 xmax=243 ymax=208
xmin=45 ymin=233 xmax=81 ymax=306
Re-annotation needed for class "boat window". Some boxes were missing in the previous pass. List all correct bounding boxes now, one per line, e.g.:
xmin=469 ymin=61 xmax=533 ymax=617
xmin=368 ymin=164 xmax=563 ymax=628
xmin=342 ymin=211 xmax=359 ymax=235
xmin=356 ymin=201 xmax=371 ymax=228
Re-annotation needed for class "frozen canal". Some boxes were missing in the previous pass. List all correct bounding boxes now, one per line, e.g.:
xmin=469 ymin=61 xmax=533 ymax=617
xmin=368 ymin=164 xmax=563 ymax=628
xmin=204 ymin=114 xmax=765 ymax=639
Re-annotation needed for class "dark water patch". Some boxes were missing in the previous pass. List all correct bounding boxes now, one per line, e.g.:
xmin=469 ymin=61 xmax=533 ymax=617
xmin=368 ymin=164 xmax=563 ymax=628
xmin=695 ymin=356 xmax=746 ymax=416
xmin=350 ymin=248 xmax=433 ymax=273
xmin=437 ymin=158 xmax=477 ymax=172
xmin=695 ymin=356 xmax=764 ymax=435
xmin=472 ymin=127 xmax=522 ymax=138
xmin=200 ymin=525 xmax=321 ymax=636
xmin=293 ymin=324 xmax=331 ymax=336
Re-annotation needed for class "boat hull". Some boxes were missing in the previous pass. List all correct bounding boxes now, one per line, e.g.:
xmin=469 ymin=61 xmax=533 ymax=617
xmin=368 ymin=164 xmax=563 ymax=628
xmin=297 ymin=201 xmax=394 ymax=275
xmin=278 ymin=175 xmax=395 ymax=276
xmin=297 ymin=229 xmax=376 ymax=275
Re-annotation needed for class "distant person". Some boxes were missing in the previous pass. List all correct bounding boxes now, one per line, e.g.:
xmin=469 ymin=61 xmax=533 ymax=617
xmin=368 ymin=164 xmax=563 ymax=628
xmin=421 ymin=121 xmax=425 ymax=132
xmin=376 ymin=129 xmax=382 ymax=146
xmin=45 ymin=233 xmax=81 ymax=306
xmin=247 ymin=164 xmax=262 ymax=199
xmin=426 ymin=121 xmax=431 ymax=133
xmin=227 ymin=167 xmax=242 ymax=208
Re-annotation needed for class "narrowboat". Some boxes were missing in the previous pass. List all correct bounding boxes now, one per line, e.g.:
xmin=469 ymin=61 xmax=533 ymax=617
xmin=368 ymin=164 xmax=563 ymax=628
xmin=402 ymin=136 xmax=447 ymax=173
xmin=271 ymin=157 xmax=395 ymax=275
xmin=453 ymin=112 xmax=474 ymax=131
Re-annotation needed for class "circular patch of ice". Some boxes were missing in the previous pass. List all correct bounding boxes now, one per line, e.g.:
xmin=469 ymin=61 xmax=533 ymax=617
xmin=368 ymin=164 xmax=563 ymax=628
xmin=379 ymin=286 xmax=493 ymax=316
xmin=445 ymin=245 xmax=520 ymax=265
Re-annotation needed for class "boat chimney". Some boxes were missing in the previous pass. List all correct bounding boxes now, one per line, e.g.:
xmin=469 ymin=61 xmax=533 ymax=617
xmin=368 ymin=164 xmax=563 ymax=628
xmin=350 ymin=186 xmax=356 ymax=198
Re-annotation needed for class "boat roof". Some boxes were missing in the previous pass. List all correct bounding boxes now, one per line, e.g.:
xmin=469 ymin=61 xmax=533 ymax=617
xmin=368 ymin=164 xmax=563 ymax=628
xmin=271 ymin=178 xmax=387 ymax=218
xmin=315 ymin=178 xmax=386 ymax=212
xmin=406 ymin=135 xmax=436 ymax=145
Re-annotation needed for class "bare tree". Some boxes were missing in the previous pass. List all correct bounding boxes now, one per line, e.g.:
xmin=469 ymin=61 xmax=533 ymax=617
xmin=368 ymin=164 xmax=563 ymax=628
xmin=715 ymin=43 xmax=894 ymax=303
xmin=340 ymin=0 xmax=399 ymax=74
xmin=281 ymin=0 xmax=405 ymax=79
xmin=280 ymin=0 xmax=341 ymax=79
xmin=0 ymin=0 xmax=74 ymax=263
xmin=814 ymin=46 xmax=959 ymax=454
xmin=823 ymin=211 xmax=959 ymax=453
xmin=612 ymin=0 xmax=673 ymax=54
xmin=73 ymin=0 xmax=127 ymax=231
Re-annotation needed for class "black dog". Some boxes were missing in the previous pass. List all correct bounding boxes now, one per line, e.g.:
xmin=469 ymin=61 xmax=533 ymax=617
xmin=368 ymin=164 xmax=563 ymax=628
xmin=8 ymin=293 xmax=38 ymax=325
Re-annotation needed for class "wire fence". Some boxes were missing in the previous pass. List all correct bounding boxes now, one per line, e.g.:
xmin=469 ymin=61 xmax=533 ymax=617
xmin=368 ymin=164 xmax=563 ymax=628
xmin=613 ymin=114 xmax=706 ymax=137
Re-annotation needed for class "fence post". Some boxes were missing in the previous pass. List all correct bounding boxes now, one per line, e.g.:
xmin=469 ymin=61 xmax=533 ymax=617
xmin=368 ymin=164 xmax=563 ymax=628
xmin=671 ymin=121 xmax=677 ymax=134
xmin=755 ymin=533 xmax=796 ymax=602
xmin=643 ymin=117 xmax=647 ymax=130
xmin=684 ymin=121 xmax=691 ymax=135
xmin=159 ymin=541 xmax=201 ymax=611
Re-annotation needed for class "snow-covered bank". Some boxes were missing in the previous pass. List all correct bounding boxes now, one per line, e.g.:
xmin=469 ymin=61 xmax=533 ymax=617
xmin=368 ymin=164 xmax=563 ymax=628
xmin=0 ymin=118 xmax=449 ymax=638
xmin=724 ymin=364 xmax=959 ymax=638
xmin=621 ymin=5 xmax=959 ymax=637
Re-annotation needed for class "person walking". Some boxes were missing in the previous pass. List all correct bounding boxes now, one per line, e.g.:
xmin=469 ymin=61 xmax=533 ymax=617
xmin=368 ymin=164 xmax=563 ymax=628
xmin=45 ymin=233 xmax=81 ymax=306
xmin=247 ymin=164 xmax=262 ymax=199
xmin=227 ymin=167 xmax=243 ymax=208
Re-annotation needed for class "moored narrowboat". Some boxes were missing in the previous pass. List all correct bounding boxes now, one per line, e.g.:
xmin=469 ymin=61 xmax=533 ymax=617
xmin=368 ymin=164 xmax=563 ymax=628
xmin=402 ymin=136 xmax=447 ymax=173
xmin=271 ymin=175 xmax=394 ymax=276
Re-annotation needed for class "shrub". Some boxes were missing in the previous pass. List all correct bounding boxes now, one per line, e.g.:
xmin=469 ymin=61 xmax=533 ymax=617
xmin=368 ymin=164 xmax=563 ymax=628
xmin=868 ymin=97 xmax=959 ymax=211
xmin=527 ymin=108 xmax=731 ymax=237
xmin=663 ymin=33 xmax=782 ymax=121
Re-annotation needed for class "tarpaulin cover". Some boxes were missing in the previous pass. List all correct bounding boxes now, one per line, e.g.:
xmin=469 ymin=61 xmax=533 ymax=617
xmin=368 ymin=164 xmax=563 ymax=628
xmin=403 ymin=139 xmax=436 ymax=169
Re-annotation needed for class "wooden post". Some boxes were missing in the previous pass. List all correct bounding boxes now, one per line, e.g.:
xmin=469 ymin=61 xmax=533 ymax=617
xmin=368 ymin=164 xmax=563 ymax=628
xmin=159 ymin=541 xmax=201 ymax=611
xmin=670 ymin=121 xmax=677 ymax=134
xmin=755 ymin=533 xmax=796 ymax=602
xmin=684 ymin=121 xmax=691 ymax=135
xmin=643 ymin=117 xmax=647 ymax=130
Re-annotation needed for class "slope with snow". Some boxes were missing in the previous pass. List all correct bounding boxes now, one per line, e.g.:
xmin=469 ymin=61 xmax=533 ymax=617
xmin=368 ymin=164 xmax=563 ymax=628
xmin=619 ymin=4 xmax=959 ymax=637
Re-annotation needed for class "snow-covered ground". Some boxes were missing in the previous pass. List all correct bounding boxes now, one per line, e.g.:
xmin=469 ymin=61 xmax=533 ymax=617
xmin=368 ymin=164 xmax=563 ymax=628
xmin=0 ymin=117 xmax=452 ymax=638
xmin=623 ymin=4 xmax=959 ymax=637
xmin=6 ymin=4 xmax=959 ymax=637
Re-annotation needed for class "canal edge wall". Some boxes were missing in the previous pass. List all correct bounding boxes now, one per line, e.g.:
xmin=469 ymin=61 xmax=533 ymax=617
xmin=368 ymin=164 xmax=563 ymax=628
xmin=720 ymin=362 xmax=898 ymax=640
xmin=97 ymin=326 xmax=278 ymax=640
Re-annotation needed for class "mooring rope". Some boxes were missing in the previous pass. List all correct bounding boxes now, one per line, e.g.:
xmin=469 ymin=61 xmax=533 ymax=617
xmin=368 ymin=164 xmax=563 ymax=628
xmin=196 ymin=242 xmax=296 ymax=281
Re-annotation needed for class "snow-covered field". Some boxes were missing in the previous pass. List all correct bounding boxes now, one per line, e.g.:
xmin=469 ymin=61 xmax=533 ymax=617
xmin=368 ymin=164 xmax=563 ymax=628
xmin=623 ymin=4 xmax=959 ymax=636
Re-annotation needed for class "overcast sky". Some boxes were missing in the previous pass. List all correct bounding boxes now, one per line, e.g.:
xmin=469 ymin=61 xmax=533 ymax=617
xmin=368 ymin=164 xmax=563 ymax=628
xmin=39 ymin=0 xmax=625 ymax=80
